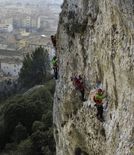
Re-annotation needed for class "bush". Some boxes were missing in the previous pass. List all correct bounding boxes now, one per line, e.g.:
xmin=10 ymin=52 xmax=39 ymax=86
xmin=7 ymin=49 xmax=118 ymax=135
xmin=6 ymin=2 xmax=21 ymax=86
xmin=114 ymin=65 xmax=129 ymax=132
xmin=4 ymin=96 xmax=44 ymax=141
xmin=0 ymin=80 xmax=55 ymax=154
xmin=46 ymin=128 xmax=56 ymax=152
xmin=28 ymin=87 xmax=53 ymax=108
xmin=13 ymin=122 xmax=27 ymax=143
xmin=32 ymin=121 xmax=45 ymax=132
xmin=16 ymin=139 xmax=33 ymax=155
xmin=42 ymin=111 xmax=53 ymax=130
xmin=45 ymin=80 xmax=55 ymax=95
xmin=0 ymin=121 xmax=6 ymax=149
xmin=31 ymin=130 xmax=47 ymax=154
xmin=30 ymin=128 xmax=55 ymax=155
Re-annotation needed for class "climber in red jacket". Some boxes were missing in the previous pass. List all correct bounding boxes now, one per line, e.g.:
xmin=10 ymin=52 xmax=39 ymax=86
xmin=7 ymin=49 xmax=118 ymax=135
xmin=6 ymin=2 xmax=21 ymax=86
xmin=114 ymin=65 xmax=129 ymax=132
xmin=71 ymin=75 xmax=86 ymax=101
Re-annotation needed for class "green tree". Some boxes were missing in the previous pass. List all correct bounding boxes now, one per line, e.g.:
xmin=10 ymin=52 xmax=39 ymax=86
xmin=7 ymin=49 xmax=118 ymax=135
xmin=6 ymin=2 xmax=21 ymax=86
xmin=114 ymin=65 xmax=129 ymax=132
xmin=4 ymin=98 xmax=44 ymax=141
xmin=0 ymin=121 xmax=6 ymax=149
xmin=19 ymin=46 xmax=50 ymax=88
xmin=31 ymin=130 xmax=55 ymax=155
xmin=16 ymin=139 xmax=33 ymax=155
xmin=14 ymin=122 xmax=27 ymax=144
xmin=0 ymin=77 xmax=55 ymax=153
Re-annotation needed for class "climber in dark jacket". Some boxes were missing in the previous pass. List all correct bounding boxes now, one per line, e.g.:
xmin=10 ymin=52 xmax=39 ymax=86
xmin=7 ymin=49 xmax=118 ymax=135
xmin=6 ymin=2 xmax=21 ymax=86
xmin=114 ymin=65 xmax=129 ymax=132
xmin=93 ymin=88 xmax=106 ymax=122
xmin=51 ymin=56 xmax=58 ymax=79
xmin=51 ymin=35 xmax=56 ymax=49
xmin=71 ymin=75 xmax=86 ymax=101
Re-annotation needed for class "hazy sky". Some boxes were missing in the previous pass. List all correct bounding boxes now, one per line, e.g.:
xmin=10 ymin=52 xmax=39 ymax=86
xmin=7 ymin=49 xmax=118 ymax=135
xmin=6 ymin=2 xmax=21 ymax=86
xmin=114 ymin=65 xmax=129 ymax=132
xmin=0 ymin=0 xmax=63 ymax=4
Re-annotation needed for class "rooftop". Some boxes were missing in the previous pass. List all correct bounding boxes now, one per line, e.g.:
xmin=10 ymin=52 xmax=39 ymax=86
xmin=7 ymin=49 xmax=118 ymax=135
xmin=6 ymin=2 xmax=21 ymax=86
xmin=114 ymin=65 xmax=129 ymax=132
xmin=0 ymin=49 xmax=23 ymax=56
xmin=0 ymin=57 xmax=22 ymax=64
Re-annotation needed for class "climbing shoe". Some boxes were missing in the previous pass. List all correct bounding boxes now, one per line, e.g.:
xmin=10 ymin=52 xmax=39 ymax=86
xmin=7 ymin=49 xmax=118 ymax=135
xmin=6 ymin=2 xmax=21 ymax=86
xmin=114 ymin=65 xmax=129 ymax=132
xmin=97 ymin=115 xmax=105 ymax=122
xmin=80 ymin=96 xmax=87 ymax=101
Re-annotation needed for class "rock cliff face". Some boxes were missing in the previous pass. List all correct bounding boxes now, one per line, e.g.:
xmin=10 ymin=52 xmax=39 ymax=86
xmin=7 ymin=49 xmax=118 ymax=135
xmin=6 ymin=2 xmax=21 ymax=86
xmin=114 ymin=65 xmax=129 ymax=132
xmin=53 ymin=0 xmax=134 ymax=155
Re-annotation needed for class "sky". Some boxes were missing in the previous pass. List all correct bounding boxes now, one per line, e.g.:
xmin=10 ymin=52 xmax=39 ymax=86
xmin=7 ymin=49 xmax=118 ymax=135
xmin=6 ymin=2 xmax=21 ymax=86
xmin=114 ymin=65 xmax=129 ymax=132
xmin=0 ymin=0 xmax=63 ymax=4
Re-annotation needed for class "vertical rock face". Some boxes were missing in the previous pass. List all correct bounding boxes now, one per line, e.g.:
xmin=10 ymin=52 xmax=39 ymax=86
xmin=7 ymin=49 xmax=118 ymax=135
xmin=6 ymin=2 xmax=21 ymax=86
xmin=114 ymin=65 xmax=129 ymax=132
xmin=53 ymin=0 xmax=134 ymax=155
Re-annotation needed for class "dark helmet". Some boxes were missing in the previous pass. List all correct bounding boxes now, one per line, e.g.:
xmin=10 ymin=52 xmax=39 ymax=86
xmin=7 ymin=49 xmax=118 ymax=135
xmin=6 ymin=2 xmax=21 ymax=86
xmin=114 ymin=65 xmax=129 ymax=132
xmin=97 ymin=80 xmax=101 ymax=84
xmin=78 ymin=75 xmax=82 ymax=80
xmin=53 ymin=56 xmax=57 ymax=60
xmin=71 ymin=77 xmax=73 ymax=81
xmin=51 ymin=35 xmax=54 ymax=38
xmin=98 ymin=88 xmax=103 ymax=93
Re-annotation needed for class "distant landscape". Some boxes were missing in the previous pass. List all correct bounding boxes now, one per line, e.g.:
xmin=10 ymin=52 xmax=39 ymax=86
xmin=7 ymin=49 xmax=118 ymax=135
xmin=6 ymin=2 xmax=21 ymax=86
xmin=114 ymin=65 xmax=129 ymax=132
xmin=0 ymin=0 xmax=63 ymax=80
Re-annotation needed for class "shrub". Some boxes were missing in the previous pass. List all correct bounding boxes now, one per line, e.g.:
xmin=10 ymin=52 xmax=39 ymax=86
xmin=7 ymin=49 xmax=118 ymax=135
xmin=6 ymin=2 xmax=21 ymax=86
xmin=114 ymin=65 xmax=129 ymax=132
xmin=0 ymin=80 xmax=55 ymax=153
xmin=31 ymin=130 xmax=47 ymax=154
xmin=13 ymin=122 xmax=27 ymax=143
xmin=16 ymin=139 xmax=33 ymax=155
xmin=30 ymin=129 xmax=55 ymax=155
xmin=0 ymin=121 xmax=6 ymax=149
xmin=42 ymin=111 xmax=52 ymax=130
xmin=32 ymin=121 xmax=45 ymax=132
xmin=45 ymin=80 xmax=55 ymax=95
xmin=4 ymin=96 xmax=44 ymax=140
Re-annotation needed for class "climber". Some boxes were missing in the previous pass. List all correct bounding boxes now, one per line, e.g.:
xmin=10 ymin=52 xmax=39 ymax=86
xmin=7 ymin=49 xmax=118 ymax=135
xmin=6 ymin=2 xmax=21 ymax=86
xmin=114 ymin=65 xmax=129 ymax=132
xmin=71 ymin=75 xmax=86 ymax=101
xmin=51 ymin=56 xmax=58 ymax=79
xmin=51 ymin=35 xmax=56 ymax=49
xmin=93 ymin=88 xmax=106 ymax=122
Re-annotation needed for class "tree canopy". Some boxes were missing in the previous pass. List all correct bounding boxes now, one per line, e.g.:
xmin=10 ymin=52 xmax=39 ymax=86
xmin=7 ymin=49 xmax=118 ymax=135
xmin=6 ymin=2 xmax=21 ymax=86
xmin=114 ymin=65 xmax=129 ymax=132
xmin=19 ymin=46 xmax=50 ymax=88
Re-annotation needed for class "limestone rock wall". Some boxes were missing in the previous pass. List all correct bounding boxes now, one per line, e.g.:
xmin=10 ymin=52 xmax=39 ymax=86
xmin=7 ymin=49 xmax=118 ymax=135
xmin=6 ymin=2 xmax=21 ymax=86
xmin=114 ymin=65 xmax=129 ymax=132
xmin=53 ymin=0 xmax=134 ymax=154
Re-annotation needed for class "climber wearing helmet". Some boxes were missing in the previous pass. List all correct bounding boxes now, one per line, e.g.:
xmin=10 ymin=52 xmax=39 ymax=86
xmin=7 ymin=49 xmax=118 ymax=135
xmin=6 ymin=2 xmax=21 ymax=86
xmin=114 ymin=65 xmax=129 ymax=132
xmin=71 ymin=75 xmax=86 ymax=101
xmin=93 ymin=88 xmax=106 ymax=122
xmin=51 ymin=56 xmax=58 ymax=79
xmin=51 ymin=35 xmax=56 ymax=49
